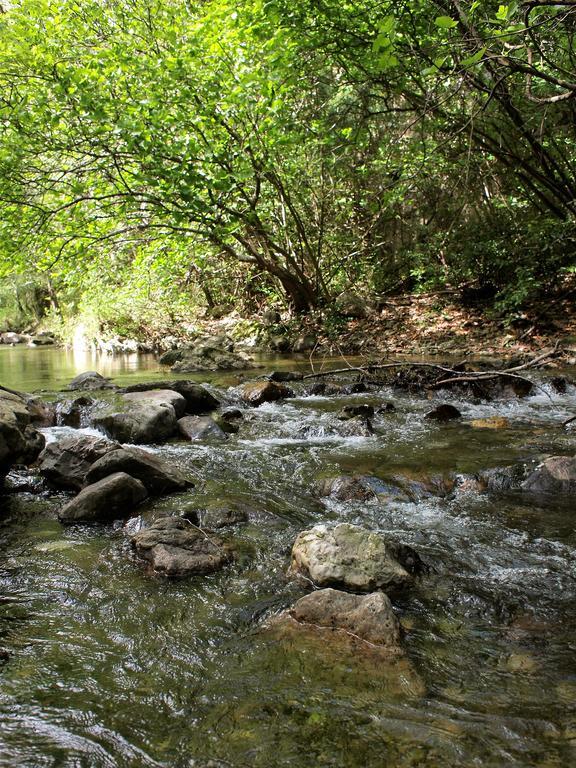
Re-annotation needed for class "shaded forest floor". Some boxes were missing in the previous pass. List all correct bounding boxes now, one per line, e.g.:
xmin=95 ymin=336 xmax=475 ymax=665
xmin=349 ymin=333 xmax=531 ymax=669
xmin=321 ymin=293 xmax=576 ymax=358
xmin=216 ymin=287 xmax=576 ymax=360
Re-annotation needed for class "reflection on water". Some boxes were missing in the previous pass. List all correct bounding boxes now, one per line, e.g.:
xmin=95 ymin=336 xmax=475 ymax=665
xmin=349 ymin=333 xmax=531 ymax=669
xmin=0 ymin=346 xmax=162 ymax=392
xmin=1 ymin=348 xmax=576 ymax=767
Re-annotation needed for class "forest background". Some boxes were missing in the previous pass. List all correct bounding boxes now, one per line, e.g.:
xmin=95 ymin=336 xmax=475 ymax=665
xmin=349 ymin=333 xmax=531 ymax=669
xmin=0 ymin=0 xmax=575 ymax=352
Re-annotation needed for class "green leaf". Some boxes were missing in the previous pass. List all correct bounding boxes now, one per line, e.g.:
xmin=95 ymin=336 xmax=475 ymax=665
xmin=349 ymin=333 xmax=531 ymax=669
xmin=461 ymin=47 xmax=486 ymax=68
xmin=434 ymin=16 xmax=458 ymax=29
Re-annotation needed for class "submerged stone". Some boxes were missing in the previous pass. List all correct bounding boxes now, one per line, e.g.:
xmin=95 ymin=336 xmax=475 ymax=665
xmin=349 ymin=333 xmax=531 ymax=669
xmin=288 ymin=588 xmax=403 ymax=652
xmin=470 ymin=416 xmax=510 ymax=429
xmin=131 ymin=517 xmax=232 ymax=577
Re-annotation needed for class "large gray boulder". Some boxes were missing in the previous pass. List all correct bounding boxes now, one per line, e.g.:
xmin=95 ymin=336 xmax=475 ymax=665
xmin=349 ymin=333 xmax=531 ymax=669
xmin=86 ymin=447 xmax=194 ymax=494
xmin=521 ymin=456 xmax=576 ymax=494
xmin=178 ymin=415 xmax=228 ymax=442
xmin=93 ymin=403 xmax=178 ymax=444
xmin=131 ymin=517 xmax=232 ymax=577
xmin=289 ymin=523 xmax=414 ymax=593
xmin=122 ymin=389 xmax=187 ymax=418
xmin=289 ymin=588 xmax=403 ymax=652
xmin=59 ymin=472 xmax=148 ymax=523
xmin=39 ymin=434 xmax=120 ymax=491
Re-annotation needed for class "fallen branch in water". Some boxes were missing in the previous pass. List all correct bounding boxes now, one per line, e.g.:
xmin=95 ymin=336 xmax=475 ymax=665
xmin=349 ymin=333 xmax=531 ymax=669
xmin=302 ymin=344 xmax=561 ymax=384
xmin=563 ymin=414 xmax=576 ymax=428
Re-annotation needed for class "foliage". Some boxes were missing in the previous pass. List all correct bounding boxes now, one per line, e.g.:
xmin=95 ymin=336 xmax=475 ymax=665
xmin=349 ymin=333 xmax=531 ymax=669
xmin=0 ymin=0 xmax=575 ymax=336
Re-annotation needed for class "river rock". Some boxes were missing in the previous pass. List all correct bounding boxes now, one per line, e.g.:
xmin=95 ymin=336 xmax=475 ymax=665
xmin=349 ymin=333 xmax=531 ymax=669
xmin=1 ymin=332 xmax=26 ymax=344
xmin=377 ymin=402 xmax=397 ymax=414
xmin=337 ymin=404 xmax=375 ymax=420
xmin=201 ymin=504 xmax=249 ymax=528
xmin=0 ymin=390 xmax=46 ymax=478
xmin=39 ymin=434 xmax=120 ymax=490
xmin=120 ymin=381 xmax=220 ymax=413
xmin=339 ymin=381 xmax=367 ymax=395
xmin=213 ymin=414 xmax=239 ymax=434
xmin=171 ymin=336 xmax=252 ymax=372
xmin=289 ymin=523 xmax=414 ymax=592
xmin=425 ymin=404 xmax=462 ymax=421
xmin=131 ymin=517 xmax=232 ymax=577
xmin=173 ymin=382 xmax=220 ymax=413
xmin=269 ymin=334 xmax=291 ymax=352
xmin=86 ymin=447 xmax=194 ymax=494
xmin=240 ymin=380 xmax=294 ymax=407
xmin=59 ymin=472 xmax=148 ymax=523
xmin=521 ymin=456 xmax=576 ymax=494
xmin=93 ymin=402 xmax=178 ymax=444
xmin=292 ymin=334 xmax=317 ymax=353
xmin=478 ymin=463 xmax=529 ymax=492
xmin=158 ymin=349 xmax=183 ymax=366
xmin=56 ymin=396 xmax=94 ymax=428
xmin=316 ymin=475 xmax=377 ymax=501
xmin=178 ymin=415 xmax=228 ymax=441
xmin=29 ymin=335 xmax=55 ymax=346
xmin=68 ymin=371 xmax=114 ymax=391
xmin=26 ymin=396 xmax=57 ymax=427
xmin=335 ymin=416 xmax=374 ymax=437
xmin=221 ymin=407 xmax=243 ymax=421
xmin=122 ymin=389 xmax=187 ymax=418
xmin=289 ymin=588 xmax=403 ymax=652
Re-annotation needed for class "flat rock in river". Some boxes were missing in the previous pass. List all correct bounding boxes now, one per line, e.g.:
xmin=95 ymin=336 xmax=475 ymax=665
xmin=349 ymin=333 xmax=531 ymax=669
xmin=59 ymin=471 xmax=148 ymax=523
xmin=288 ymin=588 xmax=403 ymax=652
xmin=131 ymin=517 xmax=232 ymax=577
xmin=68 ymin=371 xmax=114 ymax=391
xmin=122 ymin=389 xmax=187 ymax=417
xmin=289 ymin=523 xmax=414 ymax=593
xmin=86 ymin=447 xmax=194 ymax=494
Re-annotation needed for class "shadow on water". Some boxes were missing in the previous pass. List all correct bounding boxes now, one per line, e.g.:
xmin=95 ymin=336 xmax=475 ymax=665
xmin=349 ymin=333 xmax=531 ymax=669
xmin=1 ymin=347 xmax=575 ymax=766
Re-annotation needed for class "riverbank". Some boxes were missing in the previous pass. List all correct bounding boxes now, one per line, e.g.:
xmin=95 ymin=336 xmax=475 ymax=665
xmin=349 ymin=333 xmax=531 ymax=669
xmin=3 ymin=287 xmax=576 ymax=361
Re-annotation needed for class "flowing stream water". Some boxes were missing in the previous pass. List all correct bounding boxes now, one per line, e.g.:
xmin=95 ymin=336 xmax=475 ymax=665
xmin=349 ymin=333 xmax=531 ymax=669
xmin=0 ymin=346 xmax=575 ymax=767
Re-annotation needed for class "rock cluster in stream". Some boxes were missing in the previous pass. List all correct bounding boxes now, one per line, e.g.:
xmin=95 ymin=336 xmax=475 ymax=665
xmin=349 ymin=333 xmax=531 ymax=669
xmin=3 ymin=361 xmax=576 ymax=663
xmin=273 ymin=522 xmax=423 ymax=656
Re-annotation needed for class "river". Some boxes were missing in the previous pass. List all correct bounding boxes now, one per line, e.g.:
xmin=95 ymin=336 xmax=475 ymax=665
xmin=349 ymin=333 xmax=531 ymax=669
xmin=1 ymin=346 xmax=575 ymax=767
